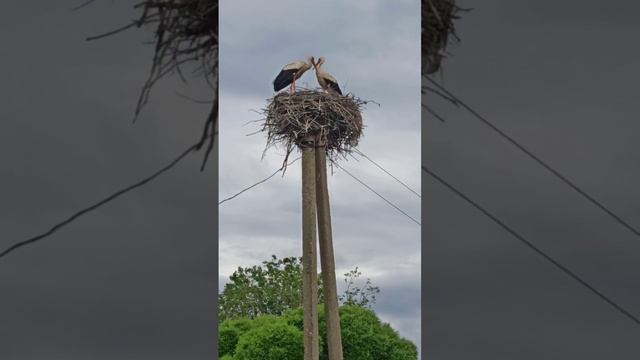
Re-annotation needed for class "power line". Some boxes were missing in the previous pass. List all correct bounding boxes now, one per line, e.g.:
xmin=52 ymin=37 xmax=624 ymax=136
xmin=422 ymin=104 xmax=447 ymax=123
xmin=71 ymin=0 xmax=98 ymax=11
xmin=424 ymin=76 xmax=640 ymax=238
xmin=220 ymin=156 xmax=421 ymax=224
xmin=421 ymin=164 xmax=640 ymax=326
xmin=218 ymin=157 xmax=301 ymax=205
xmin=332 ymin=161 xmax=421 ymax=226
xmin=422 ymin=85 xmax=459 ymax=107
xmin=353 ymin=149 xmax=421 ymax=198
xmin=0 ymin=139 xmax=208 ymax=260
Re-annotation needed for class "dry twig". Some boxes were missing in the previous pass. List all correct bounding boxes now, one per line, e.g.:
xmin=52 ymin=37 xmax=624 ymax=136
xmin=261 ymin=90 xmax=367 ymax=171
xmin=84 ymin=0 xmax=218 ymax=169
xmin=422 ymin=0 xmax=467 ymax=74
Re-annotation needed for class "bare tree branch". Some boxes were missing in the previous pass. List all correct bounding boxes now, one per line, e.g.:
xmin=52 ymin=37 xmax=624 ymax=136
xmin=81 ymin=0 xmax=219 ymax=169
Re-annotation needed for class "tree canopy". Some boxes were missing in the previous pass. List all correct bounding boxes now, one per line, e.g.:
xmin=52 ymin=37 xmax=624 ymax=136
xmin=218 ymin=255 xmax=380 ymax=321
xmin=219 ymin=305 xmax=417 ymax=360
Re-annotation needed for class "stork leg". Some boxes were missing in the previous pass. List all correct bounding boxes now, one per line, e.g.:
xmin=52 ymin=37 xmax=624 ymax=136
xmin=292 ymin=78 xmax=297 ymax=93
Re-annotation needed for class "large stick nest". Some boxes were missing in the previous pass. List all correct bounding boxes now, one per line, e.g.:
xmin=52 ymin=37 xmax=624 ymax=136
xmin=261 ymin=90 xmax=367 ymax=166
xmin=422 ymin=0 xmax=466 ymax=74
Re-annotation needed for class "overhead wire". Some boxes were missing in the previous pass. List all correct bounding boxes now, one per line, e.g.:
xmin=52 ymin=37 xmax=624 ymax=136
xmin=0 ymin=138 xmax=209 ymax=260
xmin=332 ymin=161 xmax=421 ymax=226
xmin=421 ymin=164 xmax=640 ymax=326
xmin=424 ymin=76 xmax=640 ymax=238
xmin=218 ymin=157 xmax=301 ymax=205
xmin=353 ymin=149 xmax=421 ymax=198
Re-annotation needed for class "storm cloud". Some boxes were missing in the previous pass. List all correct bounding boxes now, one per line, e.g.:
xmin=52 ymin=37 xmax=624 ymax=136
xmin=1 ymin=1 xmax=217 ymax=359
xmin=422 ymin=0 xmax=640 ymax=358
xmin=219 ymin=0 xmax=422 ymax=354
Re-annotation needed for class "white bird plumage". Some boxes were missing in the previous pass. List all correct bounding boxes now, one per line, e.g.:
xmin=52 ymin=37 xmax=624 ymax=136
xmin=273 ymin=57 xmax=313 ymax=93
xmin=311 ymin=57 xmax=342 ymax=95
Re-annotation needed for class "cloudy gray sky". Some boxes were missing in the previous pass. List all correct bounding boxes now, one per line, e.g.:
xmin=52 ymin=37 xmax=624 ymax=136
xmin=1 ymin=1 xmax=217 ymax=359
xmin=2 ymin=1 xmax=640 ymax=360
xmin=218 ymin=0 xmax=422 ymax=353
xmin=423 ymin=0 xmax=640 ymax=358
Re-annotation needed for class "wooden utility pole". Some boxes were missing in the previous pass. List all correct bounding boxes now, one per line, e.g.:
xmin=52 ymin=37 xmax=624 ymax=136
xmin=301 ymin=138 xmax=320 ymax=360
xmin=315 ymin=135 xmax=344 ymax=360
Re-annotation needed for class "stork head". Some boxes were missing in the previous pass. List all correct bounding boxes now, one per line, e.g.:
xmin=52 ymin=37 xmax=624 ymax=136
xmin=317 ymin=57 xmax=326 ymax=67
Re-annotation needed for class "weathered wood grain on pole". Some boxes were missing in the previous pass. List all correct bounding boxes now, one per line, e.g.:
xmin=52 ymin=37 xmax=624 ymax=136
xmin=302 ymin=142 xmax=320 ymax=360
xmin=315 ymin=144 xmax=344 ymax=360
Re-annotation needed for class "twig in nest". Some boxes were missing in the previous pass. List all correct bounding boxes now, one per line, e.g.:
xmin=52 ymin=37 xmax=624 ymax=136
xmin=422 ymin=0 xmax=468 ymax=74
xmin=261 ymin=90 xmax=368 ymax=172
xmin=83 ymin=0 xmax=218 ymax=170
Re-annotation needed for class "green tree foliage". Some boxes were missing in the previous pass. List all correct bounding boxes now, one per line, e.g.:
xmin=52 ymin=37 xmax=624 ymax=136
xmin=234 ymin=321 xmax=303 ymax=360
xmin=218 ymin=318 xmax=253 ymax=356
xmin=219 ymin=256 xmax=303 ymax=321
xmin=335 ymin=306 xmax=417 ymax=360
xmin=218 ymin=305 xmax=417 ymax=360
xmin=339 ymin=266 xmax=380 ymax=308
xmin=219 ymin=255 xmax=380 ymax=321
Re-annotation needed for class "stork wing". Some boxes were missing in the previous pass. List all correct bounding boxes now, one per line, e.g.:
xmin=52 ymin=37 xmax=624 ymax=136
xmin=273 ymin=68 xmax=296 ymax=91
xmin=273 ymin=61 xmax=306 ymax=91
xmin=324 ymin=73 xmax=342 ymax=95
xmin=326 ymin=80 xmax=342 ymax=95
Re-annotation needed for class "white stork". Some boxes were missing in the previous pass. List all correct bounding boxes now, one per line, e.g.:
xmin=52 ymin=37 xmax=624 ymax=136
xmin=273 ymin=57 xmax=313 ymax=93
xmin=312 ymin=57 xmax=342 ymax=95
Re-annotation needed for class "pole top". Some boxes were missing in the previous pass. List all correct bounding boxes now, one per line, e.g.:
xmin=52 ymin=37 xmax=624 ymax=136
xmin=300 ymin=135 xmax=316 ymax=149
xmin=314 ymin=129 xmax=328 ymax=148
